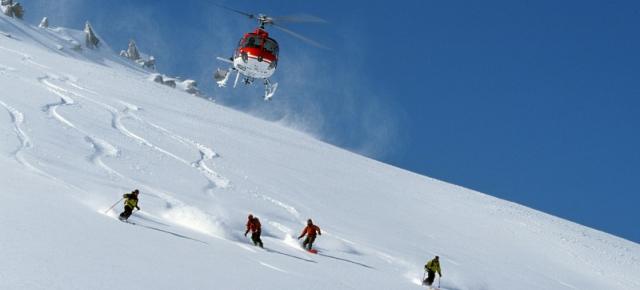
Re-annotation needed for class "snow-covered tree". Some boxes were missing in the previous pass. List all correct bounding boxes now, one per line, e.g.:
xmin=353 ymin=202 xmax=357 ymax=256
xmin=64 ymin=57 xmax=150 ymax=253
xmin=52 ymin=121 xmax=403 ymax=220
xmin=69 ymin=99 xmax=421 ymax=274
xmin=10 ymin=1 xmax=21 ymax=18
xmin=38 ymin=17 xmax=49 ymax=28
xmin=84 ymin=21 xmax=100 ymax=49
xmin=125 ymin=39 xmax=140 ymax=60
xmin=119 ymin=40 xmax=156 ymax=70
xmin=0 ymin=0 xmax=11 ymax=16
xmin=1 ymin=0 xmax=24 ymax=19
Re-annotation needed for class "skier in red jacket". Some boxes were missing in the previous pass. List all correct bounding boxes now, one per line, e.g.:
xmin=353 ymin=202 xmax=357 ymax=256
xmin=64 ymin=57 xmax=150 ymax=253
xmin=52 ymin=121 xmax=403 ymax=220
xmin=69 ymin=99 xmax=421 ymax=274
xmin=298 ymin=219 xmax=321 ymax=251
xmin=244 ymin=214 xmax=263 ymax=248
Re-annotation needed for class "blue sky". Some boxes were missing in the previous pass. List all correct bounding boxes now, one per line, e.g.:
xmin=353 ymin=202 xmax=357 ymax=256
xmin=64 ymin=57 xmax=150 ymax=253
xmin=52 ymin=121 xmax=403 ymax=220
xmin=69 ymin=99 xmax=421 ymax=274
xmin=24 ymin=0 xmax=639 ymax=242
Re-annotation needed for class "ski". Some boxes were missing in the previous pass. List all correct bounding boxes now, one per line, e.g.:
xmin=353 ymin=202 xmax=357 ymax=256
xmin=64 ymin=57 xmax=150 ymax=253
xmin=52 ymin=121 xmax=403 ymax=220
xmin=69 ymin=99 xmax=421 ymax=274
xmin=118 ymin=216 xmax=136 ymax=225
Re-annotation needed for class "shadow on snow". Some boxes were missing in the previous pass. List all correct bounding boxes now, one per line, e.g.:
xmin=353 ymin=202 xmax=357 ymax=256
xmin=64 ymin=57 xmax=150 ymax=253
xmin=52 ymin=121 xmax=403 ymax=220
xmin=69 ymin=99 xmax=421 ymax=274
xmin=317 ymin=253 xmax=374 ymax=269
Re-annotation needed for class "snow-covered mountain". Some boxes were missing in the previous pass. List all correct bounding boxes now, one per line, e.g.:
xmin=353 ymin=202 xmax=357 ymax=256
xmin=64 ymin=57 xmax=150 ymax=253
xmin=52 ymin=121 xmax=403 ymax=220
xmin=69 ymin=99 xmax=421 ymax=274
xmin=0 ymin=15 xmax=638 ymax=290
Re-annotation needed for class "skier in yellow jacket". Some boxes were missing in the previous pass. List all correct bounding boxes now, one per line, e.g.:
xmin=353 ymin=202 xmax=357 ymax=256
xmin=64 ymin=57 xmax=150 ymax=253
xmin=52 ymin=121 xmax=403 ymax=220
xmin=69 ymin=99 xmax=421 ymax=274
xmin=423 ymin=256 xmax=442 ymax=286
xmin=118 ymin=189 xmax=140 ymax=221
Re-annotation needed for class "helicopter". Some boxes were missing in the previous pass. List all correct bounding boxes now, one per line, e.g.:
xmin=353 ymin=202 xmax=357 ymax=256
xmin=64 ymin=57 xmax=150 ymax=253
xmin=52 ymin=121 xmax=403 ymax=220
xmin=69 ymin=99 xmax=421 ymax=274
xmin=213 ymin=5 xmax=327 ymax=100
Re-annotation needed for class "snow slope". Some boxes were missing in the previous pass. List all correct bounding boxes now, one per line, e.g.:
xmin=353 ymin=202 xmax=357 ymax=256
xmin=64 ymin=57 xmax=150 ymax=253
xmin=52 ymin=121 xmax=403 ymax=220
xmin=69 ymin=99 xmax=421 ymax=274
xmin=0 ymin=15 xmax=638 ymax=290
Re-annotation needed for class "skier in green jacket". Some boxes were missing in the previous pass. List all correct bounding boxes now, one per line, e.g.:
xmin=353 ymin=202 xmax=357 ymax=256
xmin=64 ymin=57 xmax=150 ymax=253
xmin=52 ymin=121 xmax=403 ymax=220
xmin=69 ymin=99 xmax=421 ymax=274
xmin=118 ymin=189 xmax=140 ymax=221
xmin=423 ymin=256 xmax=442 ymax=286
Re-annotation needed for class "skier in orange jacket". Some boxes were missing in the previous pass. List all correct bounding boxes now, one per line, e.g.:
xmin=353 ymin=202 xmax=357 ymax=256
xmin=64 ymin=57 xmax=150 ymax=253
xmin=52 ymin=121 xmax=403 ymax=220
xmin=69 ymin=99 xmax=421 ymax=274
xmin=297 ymin=219 xmax=321 ymax=251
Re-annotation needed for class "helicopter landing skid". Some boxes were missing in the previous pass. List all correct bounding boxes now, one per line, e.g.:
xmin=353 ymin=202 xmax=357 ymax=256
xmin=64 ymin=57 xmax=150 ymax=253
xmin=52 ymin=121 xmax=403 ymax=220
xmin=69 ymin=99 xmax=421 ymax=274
xmin=240 ymin=77 xmax=277 ymax=100
xmin=214 ymin=57 xmax=277 ymax=100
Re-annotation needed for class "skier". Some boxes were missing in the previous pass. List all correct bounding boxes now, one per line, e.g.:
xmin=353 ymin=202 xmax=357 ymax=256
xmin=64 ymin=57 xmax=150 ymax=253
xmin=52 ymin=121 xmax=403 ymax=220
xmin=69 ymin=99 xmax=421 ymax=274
xmin=297 ymin=219 xmax=321 ymax=251
xmin=118 ymin=189 xmax=140 ymax=221
xmin=423 ymin=256 xmax=442 ymax=286
xmin=244 ymin=214 xmax=264 ymax=248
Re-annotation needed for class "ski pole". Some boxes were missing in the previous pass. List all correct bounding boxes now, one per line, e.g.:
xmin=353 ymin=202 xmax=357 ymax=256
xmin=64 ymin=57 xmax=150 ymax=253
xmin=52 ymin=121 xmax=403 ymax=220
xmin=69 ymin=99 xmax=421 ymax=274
xmin=421 ymin=271 xmax=426 ymax=284
xmin=438 ymin=276 xmax=441 ymax=288
xmin=104 ymin=197 xmax=124 ymax=214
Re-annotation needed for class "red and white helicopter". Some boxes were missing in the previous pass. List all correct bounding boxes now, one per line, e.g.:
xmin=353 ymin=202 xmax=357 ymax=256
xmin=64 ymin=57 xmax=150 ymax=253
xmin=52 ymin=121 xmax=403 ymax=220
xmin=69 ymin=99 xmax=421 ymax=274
xmin=213 ymin=5 xmax=326 ymax=100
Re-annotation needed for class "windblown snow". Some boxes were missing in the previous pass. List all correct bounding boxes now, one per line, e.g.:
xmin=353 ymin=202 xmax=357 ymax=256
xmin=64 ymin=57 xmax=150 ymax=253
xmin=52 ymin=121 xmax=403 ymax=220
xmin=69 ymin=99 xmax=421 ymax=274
xmin=0 ymin=15 xmax=638 ymax=290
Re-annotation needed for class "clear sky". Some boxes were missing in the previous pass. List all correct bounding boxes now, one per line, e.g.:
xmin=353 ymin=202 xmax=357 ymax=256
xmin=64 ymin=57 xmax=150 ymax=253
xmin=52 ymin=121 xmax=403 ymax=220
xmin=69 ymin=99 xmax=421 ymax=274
xmin=23 ymin=0 xmax=639 ymax=242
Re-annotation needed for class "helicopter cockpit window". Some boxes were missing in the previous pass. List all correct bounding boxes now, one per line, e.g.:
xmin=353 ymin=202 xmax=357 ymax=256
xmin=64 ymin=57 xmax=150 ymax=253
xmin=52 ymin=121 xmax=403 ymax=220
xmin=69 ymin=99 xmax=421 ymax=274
xmin=263 ymin=39 xmax=279 ymax=55
xmin=244 ymin=36 xmax=263 ymax=48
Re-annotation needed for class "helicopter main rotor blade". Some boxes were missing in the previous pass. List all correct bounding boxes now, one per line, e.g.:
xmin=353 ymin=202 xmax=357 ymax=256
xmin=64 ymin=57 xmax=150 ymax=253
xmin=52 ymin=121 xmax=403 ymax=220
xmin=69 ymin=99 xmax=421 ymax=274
xmin=214 ymin=3 xmax=255 ymax=19
xmin=272 ymin=14 xmax=328 ymax=24
xmin=272 ymin=24 xmax=330 ymax=50
xmin=212 ymin=3 xmax=328 ymax=49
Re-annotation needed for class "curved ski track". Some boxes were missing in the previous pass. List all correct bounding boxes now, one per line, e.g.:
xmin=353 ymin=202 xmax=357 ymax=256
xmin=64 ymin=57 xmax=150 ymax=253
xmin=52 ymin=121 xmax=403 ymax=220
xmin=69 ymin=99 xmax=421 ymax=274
xmin=0 ymin=100 xmax=39 ymax=172
xmin=125 ymin=112 xmax=230 ymax=191
xmin=39 ymin=76 xmax=122 ymax=179
xmin=37 ymin=75 xmax=233 ymax=238
xmin=45 ymin=77 xmax=229 ymax=190
xmin=2 ymin=43 xmax=230 ymax=192
xmin=254 ymin=192 xmax=301 ymax=219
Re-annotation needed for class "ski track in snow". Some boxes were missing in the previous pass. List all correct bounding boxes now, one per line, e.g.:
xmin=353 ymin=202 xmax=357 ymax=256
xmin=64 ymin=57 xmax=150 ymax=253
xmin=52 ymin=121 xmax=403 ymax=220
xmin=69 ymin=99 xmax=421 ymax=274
xmin=39 ymin=76 xmax=122 ymax=179
xmin=38 ymin=76 xmax=233 ymax=238
xmin=268 ymin=220 xmax=294 ymax=235
xmin=51 ymin=76 xmax=231 ymax=190
xmin=0 ymin=99 xmax=61 ymax=182
xmin=65 ymin=79 xmax=98 ymax=95
xmin=0 ymin=100 xmax=40 ymax=172
xmin=259 ymin=261 xmax=288 ymax=273
xmin=84 ymin=136 xmax=121 ymax=179
xmin=0 ymin=45 xmax=51 ymax=70
xmin=255 ymin=193 xmax=300 ymax=219
xmin=40 ymin=76 xmax=75 ymax=127
xmin=3 ymin=41 xmax=231 ymax=192
xmin=0 ymin=63 xmax=17 ymax=75
xmin=125 ymin=112 xmax=230 ymax=190
xmin=38 ymin=77 xmax=190 ymax=213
